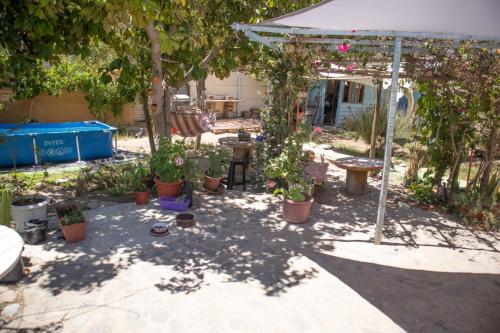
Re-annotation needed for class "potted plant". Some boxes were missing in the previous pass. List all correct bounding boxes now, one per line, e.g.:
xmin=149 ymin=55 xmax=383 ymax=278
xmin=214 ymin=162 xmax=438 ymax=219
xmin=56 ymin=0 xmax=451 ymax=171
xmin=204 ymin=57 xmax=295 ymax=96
xmin=0 ymin=172 xmax=50 ymax=233
xmin=56 ymin=204 xmax=86 ymax=243
xmin=130 ymin=161 xmax=151 ymax=205
xmin=275 ymin=184 xmax=313 ymax=224
xmin=150 ymin=139 xmax=190 ymax=197
xmin=238 ymin=126 xmax=251 ymax=142
xmin=266 ymin=123 xmax=314 ymax=224
xmin=204 ymin=149 xmax=231 ymax=191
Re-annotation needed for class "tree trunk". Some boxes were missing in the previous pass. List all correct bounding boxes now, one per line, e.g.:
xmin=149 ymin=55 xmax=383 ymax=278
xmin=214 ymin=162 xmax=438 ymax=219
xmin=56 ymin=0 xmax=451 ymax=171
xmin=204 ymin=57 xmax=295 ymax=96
xmin=370 ymin=80 xmax=383 ymax=159
xmin=163 ymin=86 xmax=172 ymax=141
xmin=145 ymin=21 xmax=166 ymax=137
xmin=141 ymin=88 xmax=156 ymax=153
xmin=194 ymin=78 xmax=206 ymax=150
xmin=480 ymin=124 xmax=498 ymax=193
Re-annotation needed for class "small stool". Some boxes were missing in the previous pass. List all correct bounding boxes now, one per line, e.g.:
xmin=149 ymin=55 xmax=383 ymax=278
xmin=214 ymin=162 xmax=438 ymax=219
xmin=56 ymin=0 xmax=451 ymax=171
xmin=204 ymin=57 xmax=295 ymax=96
xmin=227 ymin=160 xmax=246 ymax=190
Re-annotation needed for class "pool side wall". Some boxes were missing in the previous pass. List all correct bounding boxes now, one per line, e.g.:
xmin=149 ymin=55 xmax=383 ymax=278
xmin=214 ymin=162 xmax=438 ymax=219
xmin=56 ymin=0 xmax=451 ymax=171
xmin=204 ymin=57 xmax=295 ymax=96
xmin=0 ymin=121 xmax=116 ymax=168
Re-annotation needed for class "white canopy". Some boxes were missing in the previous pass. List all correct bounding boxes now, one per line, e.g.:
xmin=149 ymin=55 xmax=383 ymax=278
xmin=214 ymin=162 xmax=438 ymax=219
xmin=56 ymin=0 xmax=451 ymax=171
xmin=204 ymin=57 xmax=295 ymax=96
xmin=261 ymin=0 xmax=500 ymax=41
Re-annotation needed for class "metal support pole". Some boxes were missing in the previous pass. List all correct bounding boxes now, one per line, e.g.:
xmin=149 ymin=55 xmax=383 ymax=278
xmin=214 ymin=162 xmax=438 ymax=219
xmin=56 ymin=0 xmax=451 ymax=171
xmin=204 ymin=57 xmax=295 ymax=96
xmin=75 ymin=134 xmax=82 ymax=162
xmin=32 ymin=136 xmax=39 ymax=165
xmin=236 ymin=71 xmax=241 ymax=117
xmin=374 ymin=37 xmax=402 ymax=245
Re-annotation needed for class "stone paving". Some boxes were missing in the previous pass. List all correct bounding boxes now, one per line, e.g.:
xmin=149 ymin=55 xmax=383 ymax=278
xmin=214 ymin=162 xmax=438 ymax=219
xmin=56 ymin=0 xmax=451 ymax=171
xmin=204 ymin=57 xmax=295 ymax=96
xmin=1 ymin=169 xmax=500 ymax=333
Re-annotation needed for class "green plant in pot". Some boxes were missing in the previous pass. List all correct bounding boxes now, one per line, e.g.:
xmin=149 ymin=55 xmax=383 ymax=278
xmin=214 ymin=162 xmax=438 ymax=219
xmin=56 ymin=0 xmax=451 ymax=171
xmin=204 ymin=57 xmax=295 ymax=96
xmin=237 ymin=126 xmax=251 ymax=142
xmin=56 ymin=204 xmax=86 ymax=243
xmin=266 ymin=123 xmax=314 ymax=224
xmin=0 ymin=171 xmax=50 ymax=233
xmin=130 ymin=160 xmax=151 ymax=205
xmin=150 ymin=139 xmax=190 ymax=197
xmin=204 ymin=149 xmax=230 ymax=192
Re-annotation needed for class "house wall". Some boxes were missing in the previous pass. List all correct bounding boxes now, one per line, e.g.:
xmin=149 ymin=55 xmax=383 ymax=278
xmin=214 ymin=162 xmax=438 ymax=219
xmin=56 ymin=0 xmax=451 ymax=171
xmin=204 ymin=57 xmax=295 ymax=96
xmin=0 ymin=89 xmax=134 ymax=126
xmin=189 ymin=71 xmax=267 ymax=115
xmin=335 ymin=81 xmax=378 ymax=127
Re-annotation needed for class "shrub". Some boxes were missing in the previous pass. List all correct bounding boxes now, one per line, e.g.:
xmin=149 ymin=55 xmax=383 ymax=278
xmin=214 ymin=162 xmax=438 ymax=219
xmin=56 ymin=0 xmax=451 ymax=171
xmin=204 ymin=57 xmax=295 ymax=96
xmin=408 ymin=176 xmax=439 ymax=204
xmin=207 ymin=149 xmax=230 ymax=178
xmin=346 ymin=106 xmax=414 ymax=147
xmin=150 ymin=139 xmax=190 ymax=183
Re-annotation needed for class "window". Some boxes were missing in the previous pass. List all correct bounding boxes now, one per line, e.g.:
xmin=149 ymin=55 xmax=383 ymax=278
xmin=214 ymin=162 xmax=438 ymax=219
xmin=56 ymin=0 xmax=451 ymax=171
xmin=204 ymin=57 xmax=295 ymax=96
xmin=343 ymin=82 xmax=364 ymax=103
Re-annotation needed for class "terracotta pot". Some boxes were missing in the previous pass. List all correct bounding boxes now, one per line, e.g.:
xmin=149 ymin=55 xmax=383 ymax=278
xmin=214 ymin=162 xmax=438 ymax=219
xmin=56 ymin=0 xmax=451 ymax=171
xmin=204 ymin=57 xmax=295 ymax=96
xmin=60 ymin=222 xmax=86 ymax=243
xmin=204 ymin=175 xmax=222 ymax=191
xmin=155 ymin=178 xmax=182 ymax=198
xmin=135 ymin=190 xmax=150 ymax=205
xmin=282 ymin=193 xmax=313 ymax=224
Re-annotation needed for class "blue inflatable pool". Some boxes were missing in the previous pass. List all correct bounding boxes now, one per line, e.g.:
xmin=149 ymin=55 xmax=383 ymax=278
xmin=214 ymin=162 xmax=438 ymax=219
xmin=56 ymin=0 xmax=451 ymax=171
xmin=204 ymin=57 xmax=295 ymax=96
xmin=0 ymin=121 xmax=117 ymax=168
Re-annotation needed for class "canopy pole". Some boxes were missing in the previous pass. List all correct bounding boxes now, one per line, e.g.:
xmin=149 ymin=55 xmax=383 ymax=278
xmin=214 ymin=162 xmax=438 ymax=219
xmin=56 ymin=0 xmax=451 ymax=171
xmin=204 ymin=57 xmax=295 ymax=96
xmin=374 ymin=37 xmax=402 ymax=245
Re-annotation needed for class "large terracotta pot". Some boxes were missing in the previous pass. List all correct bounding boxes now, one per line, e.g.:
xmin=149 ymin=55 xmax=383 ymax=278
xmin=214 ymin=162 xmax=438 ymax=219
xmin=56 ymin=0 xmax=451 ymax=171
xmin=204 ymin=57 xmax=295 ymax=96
xmin=135 ymin=190 xmax=150 ymax=205
xmin=155 ymin=178 xmax=182 ymax=198
xmin=282 ymin=193 xmax=313 ymax=224
xmin=204 ymin=175 xmax=222 ymax=191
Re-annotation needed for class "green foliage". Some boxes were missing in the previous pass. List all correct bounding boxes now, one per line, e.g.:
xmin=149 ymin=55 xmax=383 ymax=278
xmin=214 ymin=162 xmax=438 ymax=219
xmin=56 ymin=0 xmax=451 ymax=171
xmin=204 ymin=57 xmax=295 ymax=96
xmin=59 ymin=208 xmax=85 ymax=226
xmin=3 ymin=44 xmax=134 ymax=118
xmin=0 ymin=170 xmax=48 ymax=205
xmin=207 ymin=149 xmax=230 ymax=178
xmin=408 ymin=176 xmax=439 ymax=205
xmin=405 ymin=46 xmax=499 ymax=207
xmin=345 ymin=107 xmax=415 ymax=147
xmin=150 ymin=139 xmax=190 ymax=183
xmin=129 ymin=160 xmax=151 ymax=192
xmin=77 ymin=162 xmax=137 ymax=196
xmin=266 ymin=123 xmax=311 ymax=185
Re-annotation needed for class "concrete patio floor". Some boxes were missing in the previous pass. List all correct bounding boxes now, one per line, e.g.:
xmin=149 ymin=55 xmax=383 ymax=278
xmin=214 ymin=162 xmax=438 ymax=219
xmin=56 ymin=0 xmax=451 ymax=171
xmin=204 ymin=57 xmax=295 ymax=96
xmin=2 ymin=174 xmax=500 ymax=333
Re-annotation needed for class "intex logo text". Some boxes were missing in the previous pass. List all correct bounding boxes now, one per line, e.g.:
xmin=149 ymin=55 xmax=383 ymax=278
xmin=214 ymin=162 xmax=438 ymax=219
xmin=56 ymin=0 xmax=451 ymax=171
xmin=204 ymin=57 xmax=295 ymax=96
xmin=44 ymin=140 xmax=64 ymax=146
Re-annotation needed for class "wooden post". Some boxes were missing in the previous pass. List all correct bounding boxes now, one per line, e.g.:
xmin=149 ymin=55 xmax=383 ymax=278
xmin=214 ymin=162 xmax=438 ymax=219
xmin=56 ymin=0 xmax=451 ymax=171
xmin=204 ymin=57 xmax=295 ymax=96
xmin=370 ymin=80 xmax=383 ymax=159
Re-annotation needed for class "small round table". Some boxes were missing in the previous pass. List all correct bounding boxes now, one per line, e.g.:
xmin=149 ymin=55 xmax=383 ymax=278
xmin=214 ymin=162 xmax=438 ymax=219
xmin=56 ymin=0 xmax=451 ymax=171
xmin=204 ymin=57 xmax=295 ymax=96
xmin=334 ymin=157 xmax=384 ymax=194
xmin=0 ymin=225 xmax=24 ymax=282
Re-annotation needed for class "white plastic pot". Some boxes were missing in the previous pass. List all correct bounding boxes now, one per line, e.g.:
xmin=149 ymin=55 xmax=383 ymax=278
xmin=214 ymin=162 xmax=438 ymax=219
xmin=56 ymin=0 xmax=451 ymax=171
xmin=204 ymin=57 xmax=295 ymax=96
xmin=11 ymin=195 xmax=50 ymax=234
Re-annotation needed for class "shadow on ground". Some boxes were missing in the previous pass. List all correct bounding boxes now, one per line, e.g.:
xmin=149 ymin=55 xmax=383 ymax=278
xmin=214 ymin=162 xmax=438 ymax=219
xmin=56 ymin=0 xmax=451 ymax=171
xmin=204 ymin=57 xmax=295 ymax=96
xmin=20 ymin=173 xmax=500 ymax=333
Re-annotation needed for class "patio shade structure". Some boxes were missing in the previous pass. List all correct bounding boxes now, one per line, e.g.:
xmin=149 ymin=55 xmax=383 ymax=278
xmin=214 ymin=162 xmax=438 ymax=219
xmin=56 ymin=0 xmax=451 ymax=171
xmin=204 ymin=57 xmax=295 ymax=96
xmin=232 ymin=0 xmax=500 ymax=244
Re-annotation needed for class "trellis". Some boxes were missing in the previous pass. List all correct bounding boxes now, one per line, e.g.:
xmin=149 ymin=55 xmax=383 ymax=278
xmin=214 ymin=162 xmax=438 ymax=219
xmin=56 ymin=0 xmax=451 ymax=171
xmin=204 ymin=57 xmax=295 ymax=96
xmin=232 ymin=0 xmax=500 ymax=244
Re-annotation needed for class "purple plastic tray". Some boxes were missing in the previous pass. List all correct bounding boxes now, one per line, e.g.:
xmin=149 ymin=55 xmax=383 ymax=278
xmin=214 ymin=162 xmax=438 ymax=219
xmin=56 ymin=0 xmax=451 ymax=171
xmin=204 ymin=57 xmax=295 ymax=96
xmin=159 ymin=196 xmax=191 ymax=211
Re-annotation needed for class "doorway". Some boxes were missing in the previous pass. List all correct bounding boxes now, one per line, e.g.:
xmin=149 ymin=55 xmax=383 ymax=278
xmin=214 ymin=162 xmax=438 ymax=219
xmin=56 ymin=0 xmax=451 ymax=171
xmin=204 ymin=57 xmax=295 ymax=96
xmin=323 ymin=80 xmax=340 ymax=125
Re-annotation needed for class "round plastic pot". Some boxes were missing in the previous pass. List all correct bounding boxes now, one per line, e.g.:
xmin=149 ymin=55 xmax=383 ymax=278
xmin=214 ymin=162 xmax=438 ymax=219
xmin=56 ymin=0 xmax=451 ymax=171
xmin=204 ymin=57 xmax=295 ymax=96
xmin=11 ymin=195 xmax=50 ymax=234
xmin=135 ymin=190 xmax=150 ymax=205
xmin=204 ymin=175 xmax=222 ymax=192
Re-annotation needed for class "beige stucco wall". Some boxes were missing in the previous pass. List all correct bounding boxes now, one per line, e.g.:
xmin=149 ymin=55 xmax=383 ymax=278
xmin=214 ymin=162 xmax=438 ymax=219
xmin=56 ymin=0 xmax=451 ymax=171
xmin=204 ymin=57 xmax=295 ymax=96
xmin=189 ymin=71 xmax=267 ymax=115
xmin=0 ymin=89 xmax=134 ymax=126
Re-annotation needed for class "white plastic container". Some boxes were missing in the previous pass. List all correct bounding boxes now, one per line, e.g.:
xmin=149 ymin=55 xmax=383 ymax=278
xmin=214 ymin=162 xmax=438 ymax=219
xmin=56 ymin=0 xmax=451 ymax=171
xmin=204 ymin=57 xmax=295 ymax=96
xmin=11 ymin=195 xmax=50 ymax=233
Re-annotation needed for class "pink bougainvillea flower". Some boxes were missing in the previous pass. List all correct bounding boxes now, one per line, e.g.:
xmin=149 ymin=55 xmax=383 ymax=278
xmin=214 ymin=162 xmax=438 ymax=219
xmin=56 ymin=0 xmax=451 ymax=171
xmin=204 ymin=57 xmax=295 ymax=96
xmin=313 ymin=127 xmax=323 ymax=134
xmin=346 ymin=63 xmax=357 ymax=71
xmin=172 ymin=127 xmax=178 ymax=134
xmin=337 ymin=43 xmax=351 ymax=53
xmin=174 ymin=156 xmax=184 ymax=167
xmin=351 ymin=29 xmax=358 ymax=33
xmin=266 ymin=180 xmax=277 ymax=189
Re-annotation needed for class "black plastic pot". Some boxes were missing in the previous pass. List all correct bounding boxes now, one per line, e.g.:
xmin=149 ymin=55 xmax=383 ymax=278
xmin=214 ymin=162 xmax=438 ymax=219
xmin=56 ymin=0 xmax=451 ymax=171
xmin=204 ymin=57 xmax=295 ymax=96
xmin=24 ymin=219 xmax=48 ymax=245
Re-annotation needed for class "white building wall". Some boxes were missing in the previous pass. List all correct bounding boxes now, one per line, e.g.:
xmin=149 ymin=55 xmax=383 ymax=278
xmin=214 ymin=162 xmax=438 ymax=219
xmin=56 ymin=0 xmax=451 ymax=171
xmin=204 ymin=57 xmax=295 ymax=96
xmin=189 ymin=71 xmax=267 ymax=115
xmin=335 ymin=82 xmax=378 ymax=127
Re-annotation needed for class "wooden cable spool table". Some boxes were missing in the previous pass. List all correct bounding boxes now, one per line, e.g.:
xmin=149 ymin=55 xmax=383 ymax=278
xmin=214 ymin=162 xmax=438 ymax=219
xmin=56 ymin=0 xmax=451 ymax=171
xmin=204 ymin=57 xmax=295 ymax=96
xmin=218 ymin=136 xmax=255 ymax=165
xmin=333 ymin=157 xmax=384 ymax=194
xmin=0 ymin=225 xmax=24 ymax=282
